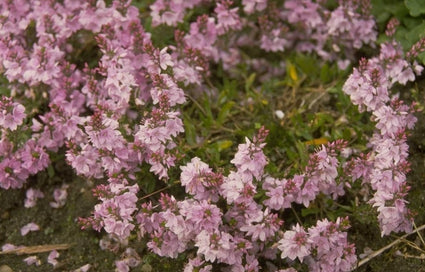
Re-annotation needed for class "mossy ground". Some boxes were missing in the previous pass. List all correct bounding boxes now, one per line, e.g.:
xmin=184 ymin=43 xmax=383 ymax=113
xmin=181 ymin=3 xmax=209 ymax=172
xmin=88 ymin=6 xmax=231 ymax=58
xmin=0 ymin=174 xmax=117 ymax=271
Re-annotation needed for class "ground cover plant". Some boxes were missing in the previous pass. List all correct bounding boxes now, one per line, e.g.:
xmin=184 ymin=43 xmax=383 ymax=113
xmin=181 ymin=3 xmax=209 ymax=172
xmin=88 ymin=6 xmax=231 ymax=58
xmin=0 ymin=0 xmax=425 ymax=271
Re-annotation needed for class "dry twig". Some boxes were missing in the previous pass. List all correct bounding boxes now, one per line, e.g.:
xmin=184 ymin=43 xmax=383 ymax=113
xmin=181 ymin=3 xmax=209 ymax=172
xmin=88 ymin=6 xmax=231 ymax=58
xmin=0 ymin=244 xmax=71 ymax=255
xmin=357 ymin=224 xmax=425 ymax=268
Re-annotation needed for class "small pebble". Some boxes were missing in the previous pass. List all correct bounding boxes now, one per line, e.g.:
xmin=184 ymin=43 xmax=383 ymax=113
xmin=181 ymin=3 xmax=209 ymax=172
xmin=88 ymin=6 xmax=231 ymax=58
xmin=0 ymin=265 xmax=13 ymax=272
xmin=275 ymin=110 xmax=285 ymax=119
xmin=1 ymin=212 xmax=9 ymax=220
xmin=141 ymin=264 xmax=152 ymax=272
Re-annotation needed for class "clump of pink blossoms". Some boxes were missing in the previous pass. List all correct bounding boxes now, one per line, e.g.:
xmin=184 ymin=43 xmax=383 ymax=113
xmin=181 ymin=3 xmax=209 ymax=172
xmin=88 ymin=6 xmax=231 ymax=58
xmin=343 ymin=20 xmax=424 ymax=235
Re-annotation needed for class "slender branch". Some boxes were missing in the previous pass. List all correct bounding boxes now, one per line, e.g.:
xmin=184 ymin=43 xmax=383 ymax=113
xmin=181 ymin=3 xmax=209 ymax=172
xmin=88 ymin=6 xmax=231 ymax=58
xmin=186 ymin=93 xmax=207 ymax=117
xmin=139 ymin=183 xmax=178 ymax=200
xmin=0 ymin=244 xmax=71 ymax=255
xmin=291 ymin=206 xmax=303 ymax=225
xmin=396 ymin=252 xmax=425 ymax=260
xmin=413 ymin=221 xmax=425 ymax=248
xmin=203 ymin=76 xmax=217 ymax=92
xmin=397 ymin=237 xmax=425 ymax=254
xmin=357 ymin=224 xmax=425 ymax=268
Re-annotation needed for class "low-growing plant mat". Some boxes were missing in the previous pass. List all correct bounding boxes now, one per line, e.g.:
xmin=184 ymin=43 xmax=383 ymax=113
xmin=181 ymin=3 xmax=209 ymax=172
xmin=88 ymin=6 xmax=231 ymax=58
xmin=1 ymin=76 xmax=424 ymax=271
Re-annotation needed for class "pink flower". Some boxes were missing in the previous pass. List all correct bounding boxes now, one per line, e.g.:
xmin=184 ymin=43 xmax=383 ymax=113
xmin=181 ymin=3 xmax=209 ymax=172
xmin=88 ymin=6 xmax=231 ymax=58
xmin=23 ymin=256 xmax=41 ymax=266
xmin=0 ymin=157 xmax=29 ymax=189
xmin=109 ymin=250 xmax=140 ymax=272
xmin=284 ymin=0 xmax=322 ymax=28
xmin=19 ymin=140 xmax=50 ymax=175
xmin=66 ymin=144 xmax=103 ymax=179
xmin=50 ymin=184 xmax=69 ymax=208
xmin=104 ymin=219 xmax=135 ymax=240
xmin=260 ymin=29 xmax=289 ymax=52
xmin=231 ymin=136 xmax=267 ymax=180
xmin=180 ymin=157 xmax=222 ymax=201
xmin=241 ymin=208 xmax=282 ymax=242
xmin=85 ymin=112 xmax=125 ymax=151
xmin=22 ymin=45 xmax=63 ymax=85
xmin=242 ymin=0 xmax=267 ymax=14
xmin=184 ymin=256 xmax=212 ymax=272
xmin=180 ymin=200 xmax=222 ymax=232
xmin=73 ymin=264 xmax=91 ymax=272
xmin=195 ymin=230 xmax=234 ymax=264
xmin=159 ymin=47 xmax=174 ymax=70
xmin=91 ymin=184 xmax=139 ymax=240
xmin=2 ymin=243 xmax=19 ymax=251
xmin=47 ymin=250 xmax=60 ymax=267
xmin=24 ymin=188 xmax=45 ymax=208
xmin=115 ymin=260 xmax=129 ymax=272
xmin=263 ymin=177 xmax=298 ymax=210
xmin=376 ymin=205 xmax=412 ymax=236
xmin=0 ymin=97 xmax=26 ymax=131
xmin=215 ymin=0 xmax=242 ymax=35
xmin=220 ymin=171 xmax=250 ymax=204
xmin=297 ymin=177 xmax=319 ymax=207
xmin=279 ymin=224 xmax=311 ymax=262
xmin=20 ymin=222 xmax=40 ymax=236
xmin=150 ymin=0 xmax=185 ymax=26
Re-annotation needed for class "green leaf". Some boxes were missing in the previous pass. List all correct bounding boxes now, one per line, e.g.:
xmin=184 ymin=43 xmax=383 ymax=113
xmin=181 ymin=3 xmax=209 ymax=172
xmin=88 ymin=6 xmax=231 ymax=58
xmin=419 ymin=51 xmax=425 ymax=65
xmin=301 ymin=207 xmax=320 ymax=217
xmin=405 ymin=0 xmax=425 ymax=17
xmin=404 ymin=21 xmax=425 ymax=46
xmin=206 ymin=146 xmax=220 ymax=163
xmin=183 ymin=116 xmax=196 ymax=146
xmin=216 ymin=140 xmax=233 ymax=152
xmin=143 ymin=177 xmax=156 ymax=194
xmin=286 ymin=61 xmax=299 ymax=83
xmin=286 ymin=148 xmax=298 ymax=163
xmin=403 ymin=17 xmax=424 ymax=29
xmin=320 ymin=63 xmax=332 ymax=83
xmin=295 ymin=54 xmax=317 ymax=76
xmin=384 ymin=2 xmax=409 ymax=18
xmin=47 ymin=165 xmax=55 ymax=178
xmin=245 ymin=73 xmax=256 ymax=92
xmin=217 ymin=101 xmax=235 ymax=125
xmin=371 ymin=0 xmax=407 ymax=22
xmin=201 ymin=95 xmax=214 ymax=128
xmin=295 ymin=140 xmax=309 ymax=164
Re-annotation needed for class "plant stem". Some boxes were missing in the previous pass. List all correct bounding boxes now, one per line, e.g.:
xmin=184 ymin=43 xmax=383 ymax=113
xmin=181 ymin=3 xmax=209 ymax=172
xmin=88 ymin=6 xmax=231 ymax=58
xmin=140 ymin=184 xmax=176 ymax=200
xmin=186 ymin=93 xmax=207 ymax=117
xmin=0 ymin=244 xmax=71 ymax=255
xmin=413 ymin=221 xmax=425 ymax=248
xmin=291 ymin=206 xmax=303 ymax=225
xmin=357 ymin=224 xmax=425 ymax=268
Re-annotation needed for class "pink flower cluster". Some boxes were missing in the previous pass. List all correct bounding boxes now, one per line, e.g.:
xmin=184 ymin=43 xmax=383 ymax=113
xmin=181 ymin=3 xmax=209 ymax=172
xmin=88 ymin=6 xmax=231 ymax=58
xmin=150 ymin=0 xmax=203 ymax=27
xmin=0 ymin=0 xmax=193 ymax=193
xmin=0 ymin=96 xmax=26 ymax=131
xmin=269 ymin=0 xmax=376 ymax=69
xmin=279 ymin=218 xmax=356 ymax=272
xmin=80 ymin=183 xmax=139 ymax=241
xmin=0 ymin=127 xmax=50 ymax=190
xmin=150 ymin=0 xmax=377 ymax=75
xmin=118 ymin=128 xmax=356 ymax=271
xmin=263 ymin=140 xmax=347 ymax=211
xmin=343 ymin=24 xmax=422 ymax=235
